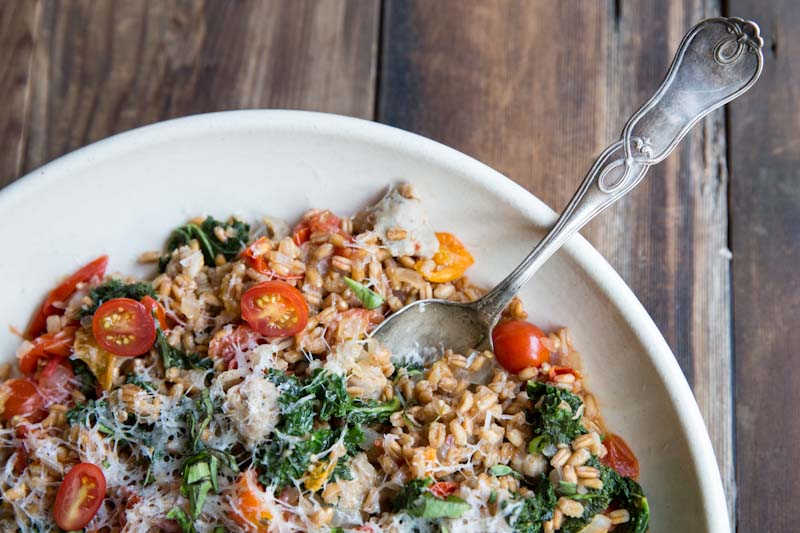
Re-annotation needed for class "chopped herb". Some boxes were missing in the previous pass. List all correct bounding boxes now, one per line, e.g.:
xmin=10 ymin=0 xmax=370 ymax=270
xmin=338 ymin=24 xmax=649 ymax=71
xmin=343 ymin=277 xmax=385 ymax=309
xmin=160 ymin=216 xmax=250 ymax=270
xmin=79 ymin=279 xmax=156 ymax=317
xmin=166 ymin=507 xmax=197 ymax=533
xmin=526 ymin=381 xmax=587 ymax=453
xmin=488 ymin=464 xmax=523 ymax=479
xmin=171 ymin=390 xmax=238 ymax=527
xmin=488 ymin=490 xmax=498 ymax=505
xmin=155 ymin=326 xmax=212 ymax=371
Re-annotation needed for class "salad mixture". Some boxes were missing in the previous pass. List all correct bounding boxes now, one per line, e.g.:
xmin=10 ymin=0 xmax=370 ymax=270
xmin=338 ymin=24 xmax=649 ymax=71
xmin=0 ymin=184 xmax=648 ymax=532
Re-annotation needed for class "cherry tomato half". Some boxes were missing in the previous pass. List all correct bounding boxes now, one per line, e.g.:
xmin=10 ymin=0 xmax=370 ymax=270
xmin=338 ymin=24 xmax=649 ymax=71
xmin=241 ymin=281 xmax=309 ymax=337
xmin=141 ymin=296 xmax=168 ymax=331
xmin=54 ymin=462 xmax=107 ymax=530
xmin=26 ymin=256 xmax=108 ymax=338
xmin=429 ymin=481 xmax=459 ymax=498
xmin=0 ymin=379 xmax=45 ymax=422
xmin=92 ymin=298 xmax=156 ymax=357
xmin=601 ymin=434 xmax=640 ymax=479
xmin=492 ymin=320 xmax=551 ymax=373
xmin=415 ymin=232 xmax=474 ymax=283
xmin=37 ymin=358 xmax=75 ymax=404
xmin=19 ymin=326 xmax=78 ymax=374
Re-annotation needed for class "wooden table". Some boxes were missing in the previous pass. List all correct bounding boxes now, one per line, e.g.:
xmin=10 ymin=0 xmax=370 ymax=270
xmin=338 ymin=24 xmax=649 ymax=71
xmin=0 ymin=2 xmax=796 ymax=531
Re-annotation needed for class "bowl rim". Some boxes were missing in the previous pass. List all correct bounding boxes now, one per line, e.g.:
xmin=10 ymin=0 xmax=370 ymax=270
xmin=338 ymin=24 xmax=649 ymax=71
xmin=0 ymin=109 xmax=729 ymax=531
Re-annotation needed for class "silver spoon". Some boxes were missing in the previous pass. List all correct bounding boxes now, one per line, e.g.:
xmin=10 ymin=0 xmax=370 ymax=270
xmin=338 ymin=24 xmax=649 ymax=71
xmin=371 ymin=17 xmax=764 ymax=366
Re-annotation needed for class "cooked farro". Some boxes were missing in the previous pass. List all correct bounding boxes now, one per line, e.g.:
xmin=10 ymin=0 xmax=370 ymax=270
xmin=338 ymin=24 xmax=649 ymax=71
xmin=0 ymin=185 xmax=648 ymax=532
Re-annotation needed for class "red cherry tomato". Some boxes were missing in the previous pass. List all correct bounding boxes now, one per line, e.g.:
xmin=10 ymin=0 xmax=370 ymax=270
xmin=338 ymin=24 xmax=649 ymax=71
xmin=141 ymin=296 xmax=168 ymax=331
xmin=37 ymin=358 xmax=75 ymax=403
xmin=491 ymin=320 xmax=551 ymax=373
xmin=19 ymin=326 xmax=78 ymax=374
xmin=291 ymin=210 xmax=342 ymax=246
xmin=26 ymin=256 xmax=108 ymax=338
xmin=92 ymin=298 xmax=156 ymax=357
xmin=241 ymin=281 xmax=309 ymax=337
xmin=242 ymin=237 xmax=304 ymax=280
xmin=601 ymin=434 xmax=640 ymax=479
xmin=209 ymin=325 xmax=265 ymax=365
xmin=429 ymin=481 xmax=459 ymax=498
xmin=54 ymin=462 xmax=107 ymax=530
xmin=0 ymin=379 xmax=46 ymax=422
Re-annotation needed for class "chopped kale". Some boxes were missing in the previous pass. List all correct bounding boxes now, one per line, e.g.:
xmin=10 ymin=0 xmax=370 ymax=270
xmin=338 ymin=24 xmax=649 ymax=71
xmin=69 ymin=358 xmax=98 ymax=398
xmin=505 ymin=475 xmax=557 ymax=533
xmin=394 ymin=477 xmax=470 ymax=520
xmin=125 ymin=373 xmax=156 ymax=393
xmin=160 ymin=216 xmax=250 ymax=270
xmin=254 ymin=368 xmax=400 ymax=491
xmin=155 ymin=327 xmax=212 ymax=371
xmin=79 ymin=279 xmax=156 ymax=317
xmin=526 ymin=381 xmax=587 ymax=453
xmin=559 ymin=457 xmax=649 ymax=533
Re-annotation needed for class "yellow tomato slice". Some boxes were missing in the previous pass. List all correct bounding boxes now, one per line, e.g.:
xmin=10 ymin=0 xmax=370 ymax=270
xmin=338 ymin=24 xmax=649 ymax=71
xmin=415 ymin=232 xmax=474 ymax=283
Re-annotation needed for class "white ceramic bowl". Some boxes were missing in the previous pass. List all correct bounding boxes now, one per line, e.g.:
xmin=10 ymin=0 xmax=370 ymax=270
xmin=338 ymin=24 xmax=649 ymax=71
xmin=0 ymin=111 xmax=727 ymax=532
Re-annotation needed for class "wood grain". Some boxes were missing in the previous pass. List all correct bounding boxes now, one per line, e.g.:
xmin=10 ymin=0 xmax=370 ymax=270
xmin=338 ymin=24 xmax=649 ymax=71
xmin=728 ymin=2 xmax=800 ymax=532
xmin=17 ymin=0 xmax=379 ymax=186
xmin=0 ymin=1 xmax=40 ymax=186
xmin=379 ymin=0 xmax=734 ymax=523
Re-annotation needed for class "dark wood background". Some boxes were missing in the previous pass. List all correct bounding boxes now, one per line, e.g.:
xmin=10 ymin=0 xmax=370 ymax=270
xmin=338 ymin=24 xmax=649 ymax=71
xmin=0 ymin=1 xmax=796 ymax=531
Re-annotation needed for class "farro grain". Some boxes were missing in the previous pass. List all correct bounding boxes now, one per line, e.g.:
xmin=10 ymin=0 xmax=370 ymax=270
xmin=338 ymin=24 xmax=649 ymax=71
xmin=567 ymin=448 xmax=592 ymax=467
xmin=609 ymin=509 xmax=631 ymax=524
xmin=558 ymin=497 xmax=584 ymax=518
xmin=550 ymin=448 xmax=571 ymax=468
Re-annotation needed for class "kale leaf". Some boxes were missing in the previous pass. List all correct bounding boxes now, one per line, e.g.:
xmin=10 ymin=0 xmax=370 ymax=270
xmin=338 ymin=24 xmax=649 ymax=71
xmin=560 ymin=457 xmax=649 ymax=533
xmin=160 ymin=216 xmax=250 ymax=270
xmin=506 ymin=475 xmax=558 ymax=533
xmin=79 ymin=279 xmax=156 ymax=317
xmin=69 ymin=358 xmax=98 ymax=398
xmin=155 ymin=327 xmax=212 ymax=371
xmin=526 ymin=381 xmax=587 ymax=453
xmin=394 ymin=477 xmax=470 ymax=519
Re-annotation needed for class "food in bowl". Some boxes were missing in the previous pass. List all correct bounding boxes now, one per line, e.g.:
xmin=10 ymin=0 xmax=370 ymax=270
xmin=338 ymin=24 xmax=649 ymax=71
xmin=0 ymin=184 xmax=648 ymax=532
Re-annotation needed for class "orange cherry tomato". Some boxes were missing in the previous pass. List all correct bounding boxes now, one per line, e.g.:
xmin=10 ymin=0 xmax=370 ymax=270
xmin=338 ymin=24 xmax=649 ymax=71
xmin=231 ymin=470 xmax=271 ymax=532
xmin=415 ymin=232 xmax=474 ymax=283
xmin=0 ymin=379 xmax=46 ymax=422
xmin=429 ymin=481 xmax=459 ymax=498
xmin=91 ymin=298 xmax=156 ymax=357
xmin=492 ymin=320 xmax=551 ymax=373
xmin=601 ymin=434 xmax=640 ymax=479
xmin=26 ymin=256 xmax=108 ymax=338
xmin=141 ymin=296 xmax=168 ymax=331
xmin=209 ymin=325 xmax=265 ymax=365
xmin=19 ymin=326 xmax=78 ymax=374
xmin=37 ymin=358 xmax=75 ymax=404
xmin=241 ymin=281 xmax=309 ymax=337
xmin=242 ymin=237 xmax=304 ymax=280
xmin=291 ymin=210 xmax=342 ymax=246
xmin=54 ymin=462 xmax=107 ymax=530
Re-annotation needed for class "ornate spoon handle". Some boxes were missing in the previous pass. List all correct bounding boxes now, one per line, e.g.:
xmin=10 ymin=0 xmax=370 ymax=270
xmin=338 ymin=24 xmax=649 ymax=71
xmin=475 ymin=17 xmax=764 ymax=324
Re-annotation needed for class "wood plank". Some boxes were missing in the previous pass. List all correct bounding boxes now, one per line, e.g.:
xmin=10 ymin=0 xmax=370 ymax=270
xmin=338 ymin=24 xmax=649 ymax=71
xmin=379 ymin=0 xmax=734 ymax=523
xmin=727 ymin=2 xmax=800 ymax=532
xmin=0 ymin=1 xmax=41 ymax=188
xmin=19 ymin=0 xmax=379 ymax=181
